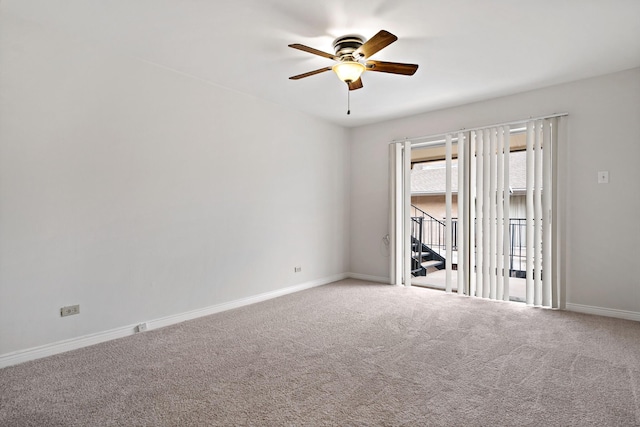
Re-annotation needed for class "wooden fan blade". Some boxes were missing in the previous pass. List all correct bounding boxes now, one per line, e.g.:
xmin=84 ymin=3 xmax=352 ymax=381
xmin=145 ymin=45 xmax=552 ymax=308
xmin=365 ymin=60 xmax=418 ymax=75
xmin=289 ymin=67 xmax=333 ymax=80
xmin=288 ymin=43 xmax=338 ymax=60
xmin=348 ymin=78 xmax=363 ymax=91
xmin=354 ymin=30 xmax=397 ymax=59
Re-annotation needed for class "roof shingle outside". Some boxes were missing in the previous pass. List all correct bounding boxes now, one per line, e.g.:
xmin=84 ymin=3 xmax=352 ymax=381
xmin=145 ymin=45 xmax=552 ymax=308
xmin=411 ymin=151 xmax=528 ymax=195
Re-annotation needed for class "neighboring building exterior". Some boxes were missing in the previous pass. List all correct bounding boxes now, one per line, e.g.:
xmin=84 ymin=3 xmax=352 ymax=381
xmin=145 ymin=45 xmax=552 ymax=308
xmin=411 ymin=150 xmax=529 ymax=220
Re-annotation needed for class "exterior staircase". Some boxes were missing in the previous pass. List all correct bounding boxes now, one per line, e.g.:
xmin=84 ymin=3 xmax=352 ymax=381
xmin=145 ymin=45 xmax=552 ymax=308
xmin=410 ymin=206 xmax=447 ymax=276
xmin=411 ymin=235 xmax=445 ymax=276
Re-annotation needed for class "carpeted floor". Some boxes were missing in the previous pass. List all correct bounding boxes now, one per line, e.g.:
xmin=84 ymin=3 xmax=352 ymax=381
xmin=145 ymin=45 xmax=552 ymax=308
xmin=1 ymin=279 xmax=639 ymax=426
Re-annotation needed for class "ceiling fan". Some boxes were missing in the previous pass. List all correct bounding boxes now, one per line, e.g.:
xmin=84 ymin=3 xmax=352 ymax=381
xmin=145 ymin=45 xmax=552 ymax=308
xmin=288 ymin=30 xmax=419 ymax=92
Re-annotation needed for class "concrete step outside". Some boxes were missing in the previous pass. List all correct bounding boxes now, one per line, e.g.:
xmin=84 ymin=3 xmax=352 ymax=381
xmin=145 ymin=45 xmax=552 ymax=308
xmin=421 ymin=260 xmax=443 ymax=269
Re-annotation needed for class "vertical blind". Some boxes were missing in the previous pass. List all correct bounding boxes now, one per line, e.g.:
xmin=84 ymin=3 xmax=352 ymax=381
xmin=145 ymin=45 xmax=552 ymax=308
xmin=467 ymin=126 xmax=513 ymax=302
xmin=461 ymin=118 xmax=558 ymax=307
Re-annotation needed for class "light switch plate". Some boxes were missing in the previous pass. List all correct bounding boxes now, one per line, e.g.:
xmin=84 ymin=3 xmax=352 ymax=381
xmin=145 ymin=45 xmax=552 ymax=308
xmin=597 ymin=171 xmax=609 ymax=184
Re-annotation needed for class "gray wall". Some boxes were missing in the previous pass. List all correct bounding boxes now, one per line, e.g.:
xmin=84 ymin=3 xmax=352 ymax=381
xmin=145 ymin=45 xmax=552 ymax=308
xmin=350 ymin=68 xmax=640 ymax=316
xmin=0 ymin=14 xmax=350 ymax=356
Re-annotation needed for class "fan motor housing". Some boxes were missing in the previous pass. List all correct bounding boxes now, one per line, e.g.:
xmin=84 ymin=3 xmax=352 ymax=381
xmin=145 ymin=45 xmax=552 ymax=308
xmin=333 ymin=35 xmax=365 ymax=59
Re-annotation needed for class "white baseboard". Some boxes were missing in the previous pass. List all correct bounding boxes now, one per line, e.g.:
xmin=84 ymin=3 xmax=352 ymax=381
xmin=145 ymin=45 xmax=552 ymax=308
xmin=149 ymin=273 xmax=347 ymax=330
xmin=0 ymin=273 xmax=347 ymax=369
xmin=566 ymin=303 xmax=640 ymax=322
xmin=0 ymin=325 xmax=139 ymax=370
xmin=347 ymin=272 xmax=391 ymax=284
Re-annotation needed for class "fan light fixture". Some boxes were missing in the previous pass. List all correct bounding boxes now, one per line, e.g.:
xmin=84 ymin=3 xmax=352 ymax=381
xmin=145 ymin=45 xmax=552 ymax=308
xmin=288 ymin=30 xmax=419 ymax=115
xmin=332 ymin=61 xmax=365 ymax=83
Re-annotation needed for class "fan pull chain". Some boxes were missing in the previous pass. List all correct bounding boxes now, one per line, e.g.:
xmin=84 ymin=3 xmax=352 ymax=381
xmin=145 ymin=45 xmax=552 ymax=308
xmin=347 ymin=86 xmax=351 ymax=115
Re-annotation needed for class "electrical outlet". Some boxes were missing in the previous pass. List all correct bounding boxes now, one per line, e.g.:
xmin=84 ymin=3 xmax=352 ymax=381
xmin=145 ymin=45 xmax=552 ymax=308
xmin=60 ymin=305 xmax=80 ymax=317
xmin=135 ymin=323 xmax=148 ymax=333
xmin=294 ymin=266 xmax=302 ymax=273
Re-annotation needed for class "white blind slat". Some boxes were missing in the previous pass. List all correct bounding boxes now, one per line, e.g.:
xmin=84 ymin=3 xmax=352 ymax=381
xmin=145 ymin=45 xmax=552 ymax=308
xmin=403 ymin=141 xmax=412 ymax=287
xmin=496 ymin=127 xmax=505 ymax=301
xmin=525 ymin=122 xmax=535 ymax=305
xmin=482 ymin=129 xmax=491 ymax=298
xmin=503 ymin=126 xmax=511 ymax=301
xmin=475 ymin=130 xmax=484 ymax=298
xmin=542 ymin=119 xmax=553 ymax=306
xmin=534 ymin=120 xmax=543 ymax=305
xmin=445 ymin=135 xmax=453 ymax=293
xmin=391 ymin=143 xmax=403 ymax=286
xmin=469 ymin=132 xmax=477 ymax=297
xmin=551 ymin=118 xmax=563 ymax=308
xmin=457 ymin=132 xmax=465 ymax=295
xmin=489 ymin=128 xmax=498 ymax=300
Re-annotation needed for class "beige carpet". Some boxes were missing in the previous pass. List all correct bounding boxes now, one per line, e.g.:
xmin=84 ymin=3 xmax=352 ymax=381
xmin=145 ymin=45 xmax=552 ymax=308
xmin=1 ymin=279 xmax=639 ymax=426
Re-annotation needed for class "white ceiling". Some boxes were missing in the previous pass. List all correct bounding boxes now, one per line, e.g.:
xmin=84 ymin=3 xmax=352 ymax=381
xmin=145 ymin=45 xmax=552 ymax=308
xmin=4 ymin=0 xmax=640 ymax=127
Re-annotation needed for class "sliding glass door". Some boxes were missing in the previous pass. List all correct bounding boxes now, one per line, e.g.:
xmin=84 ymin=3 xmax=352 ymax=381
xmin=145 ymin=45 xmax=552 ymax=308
xmin=391 ymin=117 xmax=565 ymax=308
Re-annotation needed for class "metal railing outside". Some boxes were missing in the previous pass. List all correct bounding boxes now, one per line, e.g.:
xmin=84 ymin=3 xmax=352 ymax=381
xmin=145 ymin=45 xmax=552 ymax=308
xmin=410 ymin=205 xmax=447 ymax=256
xmin=411 ymin=205 xmax=528 ymax=277
xmin=410 ymin=216 xmax=424 ymax=274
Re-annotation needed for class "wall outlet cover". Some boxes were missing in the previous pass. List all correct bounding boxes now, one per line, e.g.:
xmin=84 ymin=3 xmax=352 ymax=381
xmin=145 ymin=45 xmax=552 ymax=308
xmin=60 ymin=305 xmax=80 ymax=317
